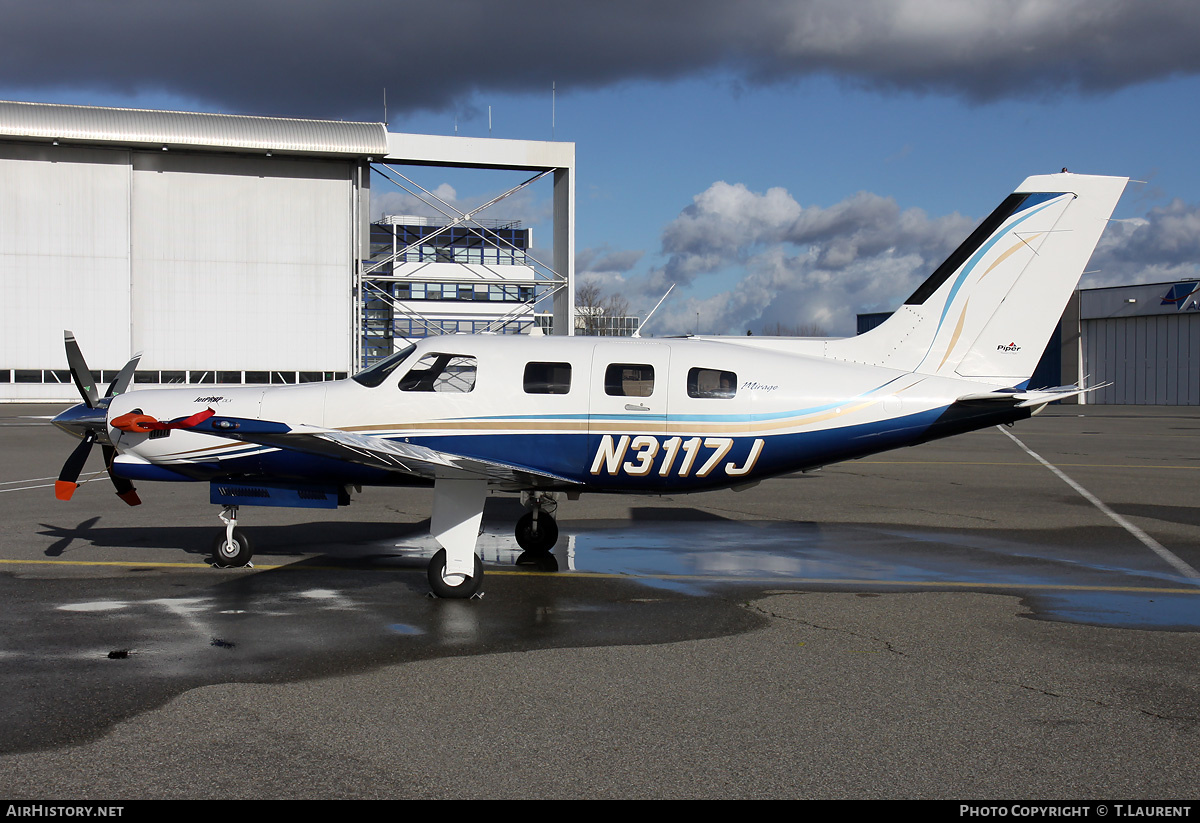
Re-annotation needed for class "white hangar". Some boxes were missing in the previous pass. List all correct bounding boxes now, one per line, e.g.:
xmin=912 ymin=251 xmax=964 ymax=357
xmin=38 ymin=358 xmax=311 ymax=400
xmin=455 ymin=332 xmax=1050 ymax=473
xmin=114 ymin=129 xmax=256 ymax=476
xmin=0 ymin=100 xmax=575 ymax=402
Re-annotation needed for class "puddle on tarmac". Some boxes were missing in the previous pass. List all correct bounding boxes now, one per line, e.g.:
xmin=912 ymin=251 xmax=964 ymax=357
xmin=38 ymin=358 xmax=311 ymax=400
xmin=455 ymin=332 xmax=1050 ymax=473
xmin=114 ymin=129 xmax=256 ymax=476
xmin=547 ymin=521 xmax=1200 ymax=631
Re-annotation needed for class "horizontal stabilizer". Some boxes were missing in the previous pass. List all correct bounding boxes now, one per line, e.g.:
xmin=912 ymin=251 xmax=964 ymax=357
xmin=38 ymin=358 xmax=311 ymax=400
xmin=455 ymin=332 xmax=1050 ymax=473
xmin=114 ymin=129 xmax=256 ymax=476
xmin=956 ymin=383 xmax=1110 ymax=407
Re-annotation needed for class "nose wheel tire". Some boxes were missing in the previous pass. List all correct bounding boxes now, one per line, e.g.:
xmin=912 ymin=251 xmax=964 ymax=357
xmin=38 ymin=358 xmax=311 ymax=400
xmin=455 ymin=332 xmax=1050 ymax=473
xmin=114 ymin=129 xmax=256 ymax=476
xmin=211 ymin=527 xmax=253 ymax=568
xmin=427 ymin=549 xmax=483 ymax=599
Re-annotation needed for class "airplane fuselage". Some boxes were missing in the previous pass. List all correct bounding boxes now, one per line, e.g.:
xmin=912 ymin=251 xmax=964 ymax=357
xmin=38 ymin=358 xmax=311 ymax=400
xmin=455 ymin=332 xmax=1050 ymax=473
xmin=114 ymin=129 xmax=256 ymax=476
xmin=100 ymin=334 xmax=1024 ymax=494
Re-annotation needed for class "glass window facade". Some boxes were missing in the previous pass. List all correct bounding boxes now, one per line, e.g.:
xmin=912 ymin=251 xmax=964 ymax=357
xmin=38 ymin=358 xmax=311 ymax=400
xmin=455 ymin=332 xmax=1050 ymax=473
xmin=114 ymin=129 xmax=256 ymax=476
xmin=362 ymin=217 xmax=542 ymax=368
xmin=370 ymin=222 xmax=529 ymax=267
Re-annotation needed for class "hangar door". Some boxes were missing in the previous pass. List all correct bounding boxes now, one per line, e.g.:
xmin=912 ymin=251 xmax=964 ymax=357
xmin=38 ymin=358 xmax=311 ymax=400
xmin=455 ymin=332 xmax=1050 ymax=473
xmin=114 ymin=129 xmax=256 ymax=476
xmin=129 ymin=151 xmax=355 ymax=374
xmin=1082 ymin=314 xmax=1200 ymax=405
xmin=0 ymin=143 xmax=357 ymax=388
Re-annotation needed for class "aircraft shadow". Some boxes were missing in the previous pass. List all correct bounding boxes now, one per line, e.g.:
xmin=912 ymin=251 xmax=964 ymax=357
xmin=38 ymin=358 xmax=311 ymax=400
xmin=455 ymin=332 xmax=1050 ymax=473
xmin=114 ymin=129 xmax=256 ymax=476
xmin=36 ymin=518 xmax=433 ymax=562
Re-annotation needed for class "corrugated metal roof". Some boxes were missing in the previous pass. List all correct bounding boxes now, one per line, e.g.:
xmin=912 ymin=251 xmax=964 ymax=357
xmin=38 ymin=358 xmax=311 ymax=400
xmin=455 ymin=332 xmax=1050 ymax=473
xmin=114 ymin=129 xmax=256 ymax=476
xmin=0 ymin=100 xmax=388 ymax=156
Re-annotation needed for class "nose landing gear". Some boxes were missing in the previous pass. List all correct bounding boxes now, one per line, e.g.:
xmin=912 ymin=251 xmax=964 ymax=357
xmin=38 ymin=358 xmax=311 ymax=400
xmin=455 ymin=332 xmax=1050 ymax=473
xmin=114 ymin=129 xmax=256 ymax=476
xmin=210 ymin=505 xmax=253 ymax=568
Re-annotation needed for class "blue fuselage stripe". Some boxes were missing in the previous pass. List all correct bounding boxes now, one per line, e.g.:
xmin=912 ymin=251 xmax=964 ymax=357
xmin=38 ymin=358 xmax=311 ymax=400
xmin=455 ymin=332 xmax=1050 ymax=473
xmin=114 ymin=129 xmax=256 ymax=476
xmin=134 ymin=405 xmax=970 ymax=492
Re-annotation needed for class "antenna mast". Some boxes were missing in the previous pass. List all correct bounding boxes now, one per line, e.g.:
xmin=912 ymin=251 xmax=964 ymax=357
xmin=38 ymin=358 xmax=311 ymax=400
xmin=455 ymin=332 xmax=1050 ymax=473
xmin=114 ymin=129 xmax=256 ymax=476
xmin=633 ymin=284 xmax=675 ymax=338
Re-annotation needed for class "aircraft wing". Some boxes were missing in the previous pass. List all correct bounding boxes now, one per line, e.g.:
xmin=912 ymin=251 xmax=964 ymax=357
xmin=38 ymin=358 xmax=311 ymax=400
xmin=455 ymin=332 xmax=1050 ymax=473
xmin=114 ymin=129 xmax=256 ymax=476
xmin=192 ymin=415 xmax=582 ymax=487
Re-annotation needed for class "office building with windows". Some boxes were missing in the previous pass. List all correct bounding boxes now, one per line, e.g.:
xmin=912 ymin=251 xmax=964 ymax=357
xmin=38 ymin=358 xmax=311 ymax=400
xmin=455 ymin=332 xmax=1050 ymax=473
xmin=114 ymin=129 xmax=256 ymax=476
xmin=361 ymin=215 xmax=548 ymax=365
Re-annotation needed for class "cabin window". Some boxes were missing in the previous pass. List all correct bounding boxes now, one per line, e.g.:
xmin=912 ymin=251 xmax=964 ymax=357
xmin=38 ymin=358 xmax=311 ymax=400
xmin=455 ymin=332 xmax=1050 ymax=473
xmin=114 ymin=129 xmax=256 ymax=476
xmin=352 ymin=343 xmax=416 ymax=387
xmin=524 ymin=362 xmax=572 ymax=395
xmin=687 ymin=368 xmax=737 ymax=399
xmin=604 ymin=363 xmax=654 ymax=397
xmin=399 ymin=354 xmax=477 ymax=393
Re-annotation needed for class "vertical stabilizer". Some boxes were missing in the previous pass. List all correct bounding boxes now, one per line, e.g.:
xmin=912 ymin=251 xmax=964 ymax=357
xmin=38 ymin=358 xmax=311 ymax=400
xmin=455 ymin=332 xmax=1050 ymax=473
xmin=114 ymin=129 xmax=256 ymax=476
xmin=828 ymin=172 xmax=1126 ymax=383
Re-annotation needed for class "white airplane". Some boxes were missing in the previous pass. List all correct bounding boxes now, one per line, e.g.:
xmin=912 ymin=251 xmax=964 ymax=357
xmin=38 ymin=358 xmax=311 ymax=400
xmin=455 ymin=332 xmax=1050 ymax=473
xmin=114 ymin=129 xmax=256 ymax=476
xmin=52 ymin=171 xmax=1127 ymax=598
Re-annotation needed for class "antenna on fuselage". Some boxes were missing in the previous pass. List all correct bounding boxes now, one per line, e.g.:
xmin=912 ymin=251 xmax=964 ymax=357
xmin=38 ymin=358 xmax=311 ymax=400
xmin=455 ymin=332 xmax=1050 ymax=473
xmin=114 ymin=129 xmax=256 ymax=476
xmin=632 ymin=283 xmax=675 ymax=339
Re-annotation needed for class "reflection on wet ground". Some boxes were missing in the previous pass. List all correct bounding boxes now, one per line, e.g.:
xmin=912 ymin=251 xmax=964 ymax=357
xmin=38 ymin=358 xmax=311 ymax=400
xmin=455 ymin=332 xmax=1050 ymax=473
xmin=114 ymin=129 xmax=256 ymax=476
xmin=7 ymin=514 xmax=1198 ymax=756
xmin=481 ymin=518 xmax=1200 ymax=630
xmin=365 ymin=504 xmax=1200 ymax=629
xmin=0 ymin=549 xmax=764 ymax=754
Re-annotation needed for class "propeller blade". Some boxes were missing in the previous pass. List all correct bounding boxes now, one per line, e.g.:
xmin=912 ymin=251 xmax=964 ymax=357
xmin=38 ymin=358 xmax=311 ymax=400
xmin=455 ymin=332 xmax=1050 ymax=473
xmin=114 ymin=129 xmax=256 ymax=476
xmin=64 ymin=331 xmax=99 ymax=409
xmin=102 ymin=445 xmax=141 ymax=506
xmin=56 ymin=430 xmax=96 ymax=501
xmin=105 ymin=352 xmax=143 ymax=398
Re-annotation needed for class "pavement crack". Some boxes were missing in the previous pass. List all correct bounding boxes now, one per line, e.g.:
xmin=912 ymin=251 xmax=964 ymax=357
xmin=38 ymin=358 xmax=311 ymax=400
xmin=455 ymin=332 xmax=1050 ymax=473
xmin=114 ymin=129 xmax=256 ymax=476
xmin=990 ymin=681 xmax=1197 ymax=726
xmin=1016 ymin=682 xmax=1066 ymax=699
xmin=745 ymin=601 xmax=907 ymax=656
xmin=1138 ymin=708 xmax=1200 ymax=723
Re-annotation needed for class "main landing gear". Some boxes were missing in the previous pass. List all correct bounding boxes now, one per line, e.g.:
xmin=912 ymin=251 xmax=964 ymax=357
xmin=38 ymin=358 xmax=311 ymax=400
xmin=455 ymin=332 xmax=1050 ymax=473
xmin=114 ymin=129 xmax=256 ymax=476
xmin=211 ymin=505 xmax=253 ymax=568
xmin=515 ymin=491 xmax=560 ymax=571
xmin=425 ymin=488 xmax=562 ymax=597
xmin=427 ymin=548 xmax=484 ymax=599
xmin=426 ymin=478 xmax=487 ymax=599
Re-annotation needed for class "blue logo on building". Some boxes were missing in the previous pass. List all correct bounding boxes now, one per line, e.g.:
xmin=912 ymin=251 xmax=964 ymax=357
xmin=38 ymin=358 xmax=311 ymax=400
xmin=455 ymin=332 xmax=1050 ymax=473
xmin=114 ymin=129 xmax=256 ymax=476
xmin=1161 ymin=282 xmax=1200 ymax=310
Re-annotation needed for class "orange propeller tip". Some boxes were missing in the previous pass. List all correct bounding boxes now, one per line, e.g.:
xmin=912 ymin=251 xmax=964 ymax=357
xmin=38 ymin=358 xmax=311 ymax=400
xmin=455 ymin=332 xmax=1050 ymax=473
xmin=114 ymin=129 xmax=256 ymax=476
xmin=54 ymin=480 xmax=78 ymax=501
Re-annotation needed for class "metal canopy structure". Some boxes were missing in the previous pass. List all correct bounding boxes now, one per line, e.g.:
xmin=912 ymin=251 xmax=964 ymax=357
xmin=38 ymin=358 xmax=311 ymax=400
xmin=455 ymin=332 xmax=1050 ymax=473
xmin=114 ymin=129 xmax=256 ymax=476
xmin=374 ymin=132 xmax=576 ymax=356
xmin=360 ymin=160 xmax=572 ymax=363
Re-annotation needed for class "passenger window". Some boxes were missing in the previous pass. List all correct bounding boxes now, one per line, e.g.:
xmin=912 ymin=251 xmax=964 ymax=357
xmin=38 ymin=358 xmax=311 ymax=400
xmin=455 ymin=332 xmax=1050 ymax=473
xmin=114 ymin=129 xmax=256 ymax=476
xmin=398 ymin=354 xmax=477 ymax=393
xmin=688 ymin=368 xmax=737 ymax=399
xmin=604 ymin=363 xmax=654 ymax=397
xmin=524 ymin=362 xmax=572 ymax=394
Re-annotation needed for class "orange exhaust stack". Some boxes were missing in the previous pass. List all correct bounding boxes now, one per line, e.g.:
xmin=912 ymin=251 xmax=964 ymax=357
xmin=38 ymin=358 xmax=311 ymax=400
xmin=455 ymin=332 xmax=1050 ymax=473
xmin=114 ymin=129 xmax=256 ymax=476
xmin=111 ymin=413 xmax=158 ymax=433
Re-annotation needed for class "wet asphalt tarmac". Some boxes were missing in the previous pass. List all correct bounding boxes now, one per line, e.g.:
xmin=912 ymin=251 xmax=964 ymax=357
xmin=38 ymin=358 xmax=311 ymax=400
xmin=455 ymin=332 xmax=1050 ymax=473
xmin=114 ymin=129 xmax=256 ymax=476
xmin=0 ymin=404 xmax=1197 ymax=798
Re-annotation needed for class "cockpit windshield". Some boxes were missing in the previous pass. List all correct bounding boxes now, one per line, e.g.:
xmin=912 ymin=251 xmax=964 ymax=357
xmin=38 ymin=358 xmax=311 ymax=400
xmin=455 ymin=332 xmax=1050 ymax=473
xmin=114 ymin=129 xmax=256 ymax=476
xmin=351 ymin=343 xmax=417 ymax=387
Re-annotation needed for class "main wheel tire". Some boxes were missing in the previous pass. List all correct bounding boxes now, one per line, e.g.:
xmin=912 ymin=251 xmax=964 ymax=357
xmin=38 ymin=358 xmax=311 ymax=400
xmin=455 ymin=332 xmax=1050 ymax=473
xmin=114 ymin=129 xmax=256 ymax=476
xmin=427 ymin=549 xmax=483 ymax=599
xmin=211 ymin=527 xmax=252 ymax=567
xmin=515 ymin=511 xmax=559 ymax=553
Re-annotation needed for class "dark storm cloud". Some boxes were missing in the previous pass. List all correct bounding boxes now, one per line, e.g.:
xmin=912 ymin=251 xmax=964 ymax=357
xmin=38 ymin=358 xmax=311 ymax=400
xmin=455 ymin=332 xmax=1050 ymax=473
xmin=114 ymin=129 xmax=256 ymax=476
xmin=1 ymin=1 xmax=1197 ymax=119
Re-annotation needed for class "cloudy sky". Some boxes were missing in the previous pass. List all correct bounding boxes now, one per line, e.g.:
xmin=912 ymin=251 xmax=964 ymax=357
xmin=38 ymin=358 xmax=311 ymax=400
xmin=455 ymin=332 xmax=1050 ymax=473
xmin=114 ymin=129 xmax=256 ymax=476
xmin=5 ymin=0 xmax=1199 ymax=335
